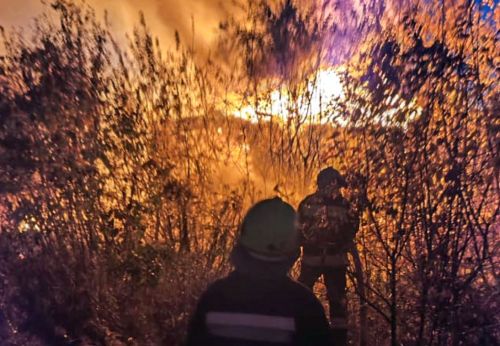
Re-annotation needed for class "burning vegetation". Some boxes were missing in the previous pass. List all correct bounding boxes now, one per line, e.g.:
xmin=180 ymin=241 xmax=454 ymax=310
xmin=0 ymin=0 xmax=498 ymax=345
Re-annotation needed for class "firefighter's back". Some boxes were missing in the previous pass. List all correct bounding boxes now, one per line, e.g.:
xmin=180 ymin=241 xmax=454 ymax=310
xmin=186 ymin=269 xmax=330 ymax=346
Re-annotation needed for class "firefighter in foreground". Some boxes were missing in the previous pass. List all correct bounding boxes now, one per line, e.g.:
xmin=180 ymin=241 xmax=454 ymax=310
xmin=186 ymin=197 xmax=330 ymax=345
xmin=298 ymin=167 xmax=359 ymax=345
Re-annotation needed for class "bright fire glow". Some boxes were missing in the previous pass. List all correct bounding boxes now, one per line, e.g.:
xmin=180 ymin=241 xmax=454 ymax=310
xmin=232 ymin=68 xmax=344 ymax=124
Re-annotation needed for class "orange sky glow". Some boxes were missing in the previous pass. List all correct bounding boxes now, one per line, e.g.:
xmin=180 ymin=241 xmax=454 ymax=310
xmin=0 ymin=0 xmax=232 ymax=54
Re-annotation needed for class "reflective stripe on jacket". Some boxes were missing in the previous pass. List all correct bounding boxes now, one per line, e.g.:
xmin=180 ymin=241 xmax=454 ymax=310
xmin=206 ymin=312 xmax=295 ymax=343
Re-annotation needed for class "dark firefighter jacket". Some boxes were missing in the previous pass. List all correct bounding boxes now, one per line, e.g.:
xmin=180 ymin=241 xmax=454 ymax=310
xmin=185 ymin=246 xmax=331 ymax=346
xmin=298 ymin=192 xmax=358 ymax=266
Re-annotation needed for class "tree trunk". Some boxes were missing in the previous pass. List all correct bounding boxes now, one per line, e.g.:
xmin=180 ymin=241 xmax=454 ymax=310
xmin=390 ymin=258 xmax=397 ymax=346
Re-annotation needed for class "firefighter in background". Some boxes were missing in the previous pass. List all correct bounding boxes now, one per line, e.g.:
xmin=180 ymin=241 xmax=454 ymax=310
xmin=186 ymin=197 xmax=331 ymax=345
xmin=298 ymin=167 xmax=359 ymax=345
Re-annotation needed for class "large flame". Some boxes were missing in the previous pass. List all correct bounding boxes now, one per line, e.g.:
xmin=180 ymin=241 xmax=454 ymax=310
xmin=232 ymin=68 xmax=344 ymax=124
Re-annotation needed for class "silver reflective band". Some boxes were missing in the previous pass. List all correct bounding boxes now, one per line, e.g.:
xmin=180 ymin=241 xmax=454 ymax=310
xmin=326 ymin=206 xmax=349 ymax=221
xmin=206 ymin=312 xmax=295 ymax=342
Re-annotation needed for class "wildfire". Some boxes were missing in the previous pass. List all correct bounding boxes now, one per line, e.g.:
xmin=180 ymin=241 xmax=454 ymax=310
xmin=232 ymin=68 xmax=344 ymax=124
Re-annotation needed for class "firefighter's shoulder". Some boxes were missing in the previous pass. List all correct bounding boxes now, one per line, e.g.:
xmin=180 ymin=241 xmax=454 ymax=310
xmin=299 ymin=193 xmax=322 ymax=209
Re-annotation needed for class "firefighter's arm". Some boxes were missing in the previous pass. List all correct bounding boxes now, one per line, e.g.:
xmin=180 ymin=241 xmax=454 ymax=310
xmin=348 ymin=208 xmax=360 ymax=237
xmin=342 ymin=198 xmax=359 ymax=238
xmin=297 ymin=200 xmax=308 ymax=245
xmin=297 ymin=294 xmax=332 ymax=346
xmin=185 ymin=293 xmax=209 ymax=346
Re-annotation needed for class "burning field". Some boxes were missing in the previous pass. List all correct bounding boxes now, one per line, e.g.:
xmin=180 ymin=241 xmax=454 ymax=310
xmin=0 ymin=0 xmax=498 ymax=345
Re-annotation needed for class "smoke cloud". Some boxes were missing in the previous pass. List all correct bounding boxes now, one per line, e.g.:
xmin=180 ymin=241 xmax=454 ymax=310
xmin=0 ymin=0 xmax=233 ymax=54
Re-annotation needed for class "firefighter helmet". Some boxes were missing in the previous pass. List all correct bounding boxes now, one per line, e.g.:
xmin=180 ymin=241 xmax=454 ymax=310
xmin=317 ymin=167 xmax=347 ymax=189
xmin=238 ymin=197 xmax=298 ymax=260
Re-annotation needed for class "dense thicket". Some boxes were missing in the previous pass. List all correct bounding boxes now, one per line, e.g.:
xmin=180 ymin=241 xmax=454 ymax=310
xmin=0 ymin=0 xmax=497 ymax=345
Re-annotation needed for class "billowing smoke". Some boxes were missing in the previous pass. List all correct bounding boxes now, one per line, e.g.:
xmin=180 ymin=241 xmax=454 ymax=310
xmin=0 ymin=0 xmax=233 ymax=54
